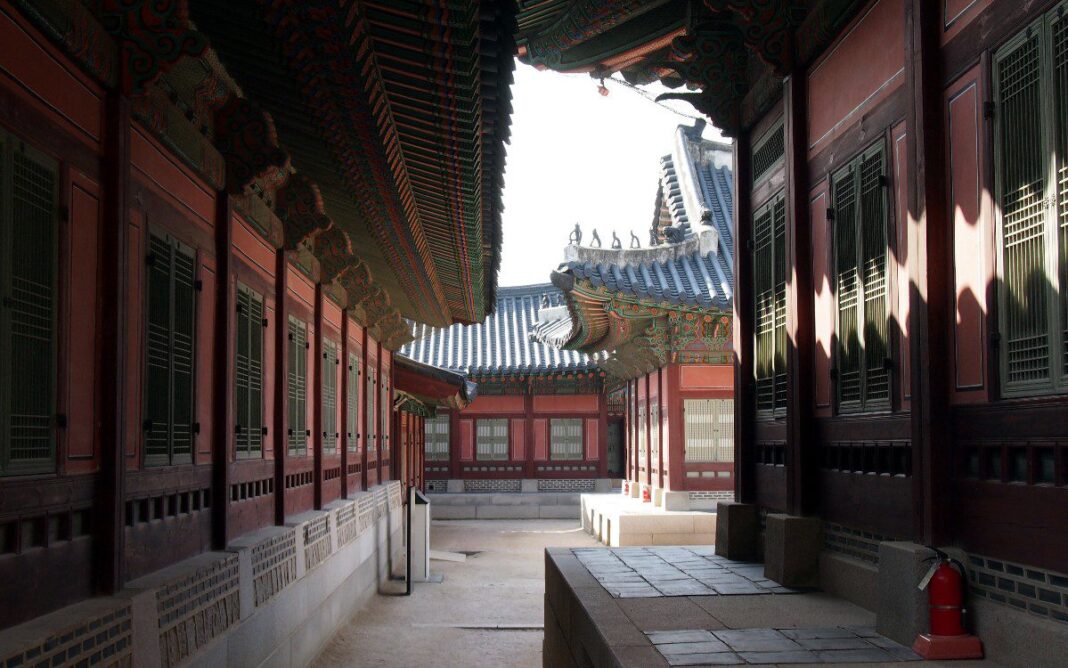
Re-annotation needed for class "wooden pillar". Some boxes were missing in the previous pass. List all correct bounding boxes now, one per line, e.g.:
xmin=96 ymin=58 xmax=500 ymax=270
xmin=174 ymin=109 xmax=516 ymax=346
xmin=210 ymin=192 xmax=234 ymax=549
xmin=733 ymin=128 xmax=756 ymax=505
xmin=97 ymin=84 xmax=130 ymax=594
xmin=906 ymin=0 xmax=951 ymax=546
xmin=784 ymin=73 xmax=816 ymax=516
xmin=388 ymin=360 xmax=395 ymax=479
xmin=312 ymin=284 xmax=323 ymax=508
xmin=630 ymin=379 xmax=638 ymax=483
xmin=449 ymin=405 xmax=461 ymax=480
xmin=340 ymin=311 xmax=349 ymax=498
xmin=375 ymin=347 xmax=383 ymax=480
xmin=655 ymin=369 xmax=665 ymax=489
xmin=360 ymin=328 xmax=370 ymax=489
xmin=524 ymin=390 xmax=535 ymax=478
xmin=272 ymin=250 xmax=288 ymax=524
xmin=644 ymin=373 xmax=652 ymax=488
xmin=666 ymin=364 xmax=684 ymax=492
xmin=597 ymin=387 xmax=608 ymax=479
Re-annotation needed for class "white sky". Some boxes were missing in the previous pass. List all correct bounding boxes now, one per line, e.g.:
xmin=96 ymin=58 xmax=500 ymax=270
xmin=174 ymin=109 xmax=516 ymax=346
xmin=497 ymin=62 xmax=728 ymax=287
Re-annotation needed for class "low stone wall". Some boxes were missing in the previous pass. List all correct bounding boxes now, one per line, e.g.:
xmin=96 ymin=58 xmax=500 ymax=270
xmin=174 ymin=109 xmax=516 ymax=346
xmin=428 ymin=492 xmax=583 ymax=520
xmin=0 ymin=482 xmax=405 ymax=668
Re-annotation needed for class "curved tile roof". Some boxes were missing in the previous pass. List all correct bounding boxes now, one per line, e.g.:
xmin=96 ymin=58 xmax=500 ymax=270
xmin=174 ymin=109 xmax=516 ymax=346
xmin=559 ymin=122 xmax=734 ymax=311
xmin=399 ymin=284 xmax=594 ymax=375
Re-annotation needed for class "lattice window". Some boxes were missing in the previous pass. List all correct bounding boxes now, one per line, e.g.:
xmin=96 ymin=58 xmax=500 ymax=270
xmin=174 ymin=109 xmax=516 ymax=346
xmin=832 ymin=142 xmax=890 ymax=412
xmin=0 ymin=134 xmax=58 ymax=476
xmin=476 ymin=418 xmax=508 ymax=461
xmin=346 ymin=352 xmax=360 ymax=452
xmin=994 ymin=5 xmax=1068 ymax=395
xmin=425 ymin=415 xmax=450 ymax=460
xmin=754 ymin=191 xmax=787 ymax=414
xmin=287 ymin=317 xmax=307 ymax=456
xmin=752 ymin=120 xmax=785 ymax=185
xmin=144 ymin=231 xmax=197 ymax=466
xmin=235 ymin=284 xmax=264 ymax=459
xmin=322 ymin=339 xmax=338 ymax=453
xmin=366 ymin=364 xmax=376 ymax=457
xmin=684 ymin=399 xmax=734 ymax=463
xmin=550 ymin=418 xmax=583 ymax=460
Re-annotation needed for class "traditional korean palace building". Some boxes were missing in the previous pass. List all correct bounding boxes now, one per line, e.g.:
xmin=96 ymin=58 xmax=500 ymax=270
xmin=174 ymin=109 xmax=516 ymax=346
xmin=400 ymin=283 xmax=621 ymax=494
xmin=515 ymin=0 xmax=1068 ymax=663
xmin=0 ymin=0 xmax=509 ymax=664
xmin=534 ymin=122 xmax=738 ymax=511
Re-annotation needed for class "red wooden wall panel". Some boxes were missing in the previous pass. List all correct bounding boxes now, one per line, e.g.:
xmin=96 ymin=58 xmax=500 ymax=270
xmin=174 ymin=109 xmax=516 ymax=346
xmin=533 ymin=418 xmax=547 ymax=461
xmin=459 ymin=419 xmax=474 ymax=461
xmin=511 ymin=418 xmax=525 ymax=460
xmin=945 ymin=66 xmax=989 ymax=402
xmin=64 ymin=174 xmax=100 ymax=469
xmin=807 ymin=0 xmax=905 ymax=156
xmin=196 ymin=258 xmax=216 ymax=464
xmin=585 ymin=418 xmax=598 ymax=461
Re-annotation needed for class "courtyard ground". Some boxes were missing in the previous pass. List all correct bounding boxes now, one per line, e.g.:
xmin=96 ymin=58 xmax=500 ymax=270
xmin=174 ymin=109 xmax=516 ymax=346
xmin=314 ymin=519 xmax=597 ymax=667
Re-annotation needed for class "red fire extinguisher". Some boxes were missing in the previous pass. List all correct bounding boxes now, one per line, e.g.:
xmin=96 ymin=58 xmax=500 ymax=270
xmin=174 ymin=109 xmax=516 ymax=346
xmin=641 ymin=486 xmax=651 ymax=502
xmin=624 ymin=481 xmax=630 ymax=495
xmin=923 ymin=551 xmax=966 ymax=636
xmin=913 ymin=548 xmax=983 ymax=660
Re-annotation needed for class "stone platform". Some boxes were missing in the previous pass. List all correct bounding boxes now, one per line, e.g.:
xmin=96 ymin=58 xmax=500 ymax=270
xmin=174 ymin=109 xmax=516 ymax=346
xmin=581 ymin=493 xmax=717 ymax=546
xmin=544 ymin=547 xmax=994 ymax=668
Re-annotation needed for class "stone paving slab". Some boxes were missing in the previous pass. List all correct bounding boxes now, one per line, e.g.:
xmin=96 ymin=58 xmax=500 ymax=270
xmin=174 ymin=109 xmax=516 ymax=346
xmin=645 ymin=626 xmax=921 ymax=666
xmin=573 ymin=547 xmax=802 ymax=599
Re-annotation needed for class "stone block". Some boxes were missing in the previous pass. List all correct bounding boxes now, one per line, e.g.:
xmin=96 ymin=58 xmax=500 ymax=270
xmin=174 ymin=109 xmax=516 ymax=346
xmin=520 ymin=478 xmax=539 ymax=493
xmin=692 ymin=513 xmax=717 ymax=534
xmin=446 ymin=478 xmax=464 ymax=493
xmin=876 ymin=541 xmax=935 ymax=646
xmin=616 ymin=532 xmax=653 ymax=546
xmin=819 ymin=551 xmax=878 ymax=612
xmin=475 ymin=504 xmax=540 ymax=519
xmin=714 ymin=502 xmax=759 ymax=561
xmin=540 ymin=505 xmax=580 ymax=519
xmin=661 ymin=491 xmax=691 ymax=511
xmin=594 ymin=478 xmax=613 ymax=493
xmin=764 ymin=514 xmax=822 ymax=588
xmin=431 ymin=504 xmax=477 ymax=519
xmin=651 ymin=532 xmax=716 ymax=545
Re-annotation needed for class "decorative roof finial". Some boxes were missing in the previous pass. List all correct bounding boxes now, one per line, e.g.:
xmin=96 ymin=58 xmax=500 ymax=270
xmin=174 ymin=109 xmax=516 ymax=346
xmin=569 ymin=222 xmax=582 ymax=246
xmin=590 ymin=229 xmax=602 ymax=248
xmin=611 ymin=231 xmax=622 ymax=249
xmin=630 ymin=231 xmax=641 ymax=248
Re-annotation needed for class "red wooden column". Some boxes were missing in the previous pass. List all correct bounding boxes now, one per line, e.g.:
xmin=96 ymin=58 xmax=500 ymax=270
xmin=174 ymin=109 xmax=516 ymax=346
xmin=449 ymin=407 xmax=461 ymax=480
xmin=644 ymin=373 xmax=652 ymax=488
xmin=597 ymin=389 xmax=608 ymax=478
xmin=211 ymin=192 xmax=234 ymax=548
xmin=656 ymin=369 xmax=665 ymax=490
xmin=630 ymin=379 xmax=638 ymax=484
xmin=361 ymin=326 xmax=370 ymax=490
xmin=272 ymin=249 xmax=289 ymax=524
xmin=375 ymin=347 xmax=383 ymax=481
xmin=733 ymin=129 xmax=756 ymax=505
xmin=666 ymin=364 xmax=685 ymax=492
xmin=312 ymin=284 xmax=323 ymax=509
xmin=906 ymin=0 xmax=951 ymax=546
xmin=524 ymin=390 xmax=535 ymax=478
xmin=340 ymin=311 xmax=349 ymax=498
xmin=784 ymin=73 xmax=816 ymax=516
xmin=97 ymin=82 xmax=131 ymax=594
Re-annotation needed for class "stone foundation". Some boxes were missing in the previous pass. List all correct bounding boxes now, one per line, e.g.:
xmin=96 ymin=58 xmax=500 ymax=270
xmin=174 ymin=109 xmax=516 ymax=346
xmin=0 ymin=482 xmax=404 ymax=668
xmin=580 ymin=493 xmax=716 ymax=547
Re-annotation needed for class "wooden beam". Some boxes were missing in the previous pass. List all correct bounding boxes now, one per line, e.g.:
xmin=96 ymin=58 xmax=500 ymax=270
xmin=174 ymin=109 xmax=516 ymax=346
xmin=784 ymin=74 xmax=816 ymax=516
xmin=97 ymin=83 xmax=131 ymax=594
xmin=733 ymin=128 xmax=756 ymax=504
xmin=273 ymin=249 xmax=288 ymax=524
xmin=211 ymin=191 xmax=234 ymax=548
xmin=312 ymin=283 xmax=323 ymax=509
xmin=905 ymin=0 xmax=951 ymax=545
